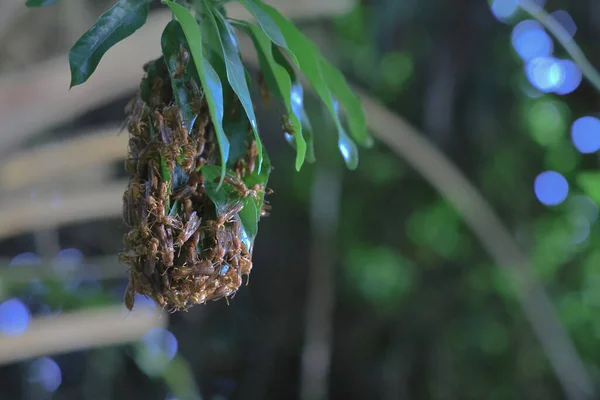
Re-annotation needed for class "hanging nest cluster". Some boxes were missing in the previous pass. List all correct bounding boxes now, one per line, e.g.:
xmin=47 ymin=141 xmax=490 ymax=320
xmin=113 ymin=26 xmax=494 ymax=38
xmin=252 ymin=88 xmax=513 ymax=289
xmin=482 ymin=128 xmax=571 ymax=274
xmin=119 ymin=55 xmax=271 ymax=312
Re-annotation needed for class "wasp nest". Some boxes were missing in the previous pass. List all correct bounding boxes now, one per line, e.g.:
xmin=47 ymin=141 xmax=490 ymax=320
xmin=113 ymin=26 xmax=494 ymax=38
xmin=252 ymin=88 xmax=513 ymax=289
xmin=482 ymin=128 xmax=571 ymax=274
xmin=120 ymin=58 xmax=271 ymax=312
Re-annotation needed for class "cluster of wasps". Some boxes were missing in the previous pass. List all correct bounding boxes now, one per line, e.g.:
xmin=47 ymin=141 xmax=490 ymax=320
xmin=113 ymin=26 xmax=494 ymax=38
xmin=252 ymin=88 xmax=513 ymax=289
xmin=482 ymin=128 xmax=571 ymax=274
xmin=119 ymin=56 xmax=270 ymax=313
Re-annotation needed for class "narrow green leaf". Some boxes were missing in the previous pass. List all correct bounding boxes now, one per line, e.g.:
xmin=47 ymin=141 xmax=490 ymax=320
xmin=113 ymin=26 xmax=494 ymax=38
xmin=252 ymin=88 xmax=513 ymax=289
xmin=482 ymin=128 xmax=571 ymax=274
xmin=238 ymin=0 xmax=287 ymax=48
xmin=320 ymin=58 xmax=373 ymax=147
xmin=160 ymin=20 xmax=199 ymax=133
xmin=272 ymin=44 xmax=296 ymax=81
xmin=238 ymin=151 xmax=271 ymax=240
xmin=200 ymin=149 xmax=271 ymax=249
xmin=69 ymin=0 xmax=150 ymax=88
xmin=299 ymin=106 xmax=316 ymax=163
xmin=252 ymin=1 xmax=360 ymax=169
xmin=26 ymin=0 xmax=60 ymax=7
xmin=160 ymin=156 xmax=171 ymax=183
xmin=242 ymin=22 xmax=306 ymax=170
xmin=163 ymin=1 xmax=230 ymax=188
xmin=207 ymin=6 xmax=264 ymax=174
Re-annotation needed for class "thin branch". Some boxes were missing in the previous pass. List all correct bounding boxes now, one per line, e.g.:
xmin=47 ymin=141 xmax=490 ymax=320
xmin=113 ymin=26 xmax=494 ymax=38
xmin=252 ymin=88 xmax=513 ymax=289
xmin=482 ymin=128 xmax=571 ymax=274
xmin=518 ymin=0 xmax=600 ymax=93
xmin=0 ymin=305 xmax=167 ymax=366
xmin=355 ymin=89 xmax=595 ymax=400
xmin=0 ymin=125 xmax=124 ymax=191
xmin=0 ymin=255 xmax=127 ymax=286
xmin=0 ymin=180 xmax=128 ymax=241
xmin=300 ymin=164 xmax=342 ymax=400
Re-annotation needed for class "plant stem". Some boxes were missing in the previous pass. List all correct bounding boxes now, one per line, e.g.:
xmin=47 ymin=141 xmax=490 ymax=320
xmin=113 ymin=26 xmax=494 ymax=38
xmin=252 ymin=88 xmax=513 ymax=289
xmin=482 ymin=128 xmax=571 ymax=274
xmin=518 ymin=0 xmax=600 ymax=93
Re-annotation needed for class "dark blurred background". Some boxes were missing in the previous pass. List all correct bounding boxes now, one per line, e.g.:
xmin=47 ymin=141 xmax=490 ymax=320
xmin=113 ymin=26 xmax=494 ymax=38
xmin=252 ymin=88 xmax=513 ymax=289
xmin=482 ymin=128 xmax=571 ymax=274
xmin=0 ymin=0 xmax=599 ymax=399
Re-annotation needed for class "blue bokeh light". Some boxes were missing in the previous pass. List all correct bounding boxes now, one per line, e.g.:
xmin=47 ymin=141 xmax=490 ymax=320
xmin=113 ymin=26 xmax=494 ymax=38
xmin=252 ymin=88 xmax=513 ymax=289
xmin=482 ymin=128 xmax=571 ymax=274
xmin=551 ymin=10 xmax=577 ymax=39
xmin=57 ymin=248 xmax=84 ymax=263
xmin=571 ymin=116 xmax=600 ymax=154
xmin=10 ymin=252 xmax=41 ymax=266
xmin=554 ymin=60 xmax=582 ymax=95
xmin=525 ymin=57 xmax=581 ymax=94
xmin=534 ymin=171 xmax=569 ymax=206
xmin=490 ymin=0 xmax=518 ymax=20
xmin=0 ymin=298 xmax=31 ymax=336
xmin=133 ymin=294 xmax=156 ymax=309
xmin=28 ymin=357 xmax=62 ymax=392
xmin=525 ymin=57 xmax=563 ymax=92
xmin=142 ymin=328 xmax=178 ymax=361
xmin=512 ymin=20 xmax=553 ymax=61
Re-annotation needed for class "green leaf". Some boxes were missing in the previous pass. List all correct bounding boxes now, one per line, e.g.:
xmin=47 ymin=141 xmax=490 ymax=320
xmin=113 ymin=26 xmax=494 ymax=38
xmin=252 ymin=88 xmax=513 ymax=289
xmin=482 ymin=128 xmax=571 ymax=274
xmin=252 ymin=1 xmax=362 ymax=169
xmin=26 ymin=0 xmax=60 ymax=7
xmin=207 ymin=6 xmax=264 ymax=174
xmin=238 ymin=151 xmax=271 ymax=241
xmin=299 ymin=105 xmax=316 ymax=163
xmin=242 ymin=22 xmax=306 ymax=170
xmin=69 ymin=0 xmax=150 ymax=88
xmin=320 ymin=58 xmax=372 ymax=147
xmin=160 ymin=156 xmax=171 ymax=183
xmin=163 ymin=1 xmax=230 ymax=189
xmin=160 ymin=20 xmax=199 ymax=133
xmin=200 ymin=150 xmax=271 ymax=249
xmin=238 ymin=0 xmax=287 ymax=48
xmin=272 ymin=44 xmax=296 ymax=81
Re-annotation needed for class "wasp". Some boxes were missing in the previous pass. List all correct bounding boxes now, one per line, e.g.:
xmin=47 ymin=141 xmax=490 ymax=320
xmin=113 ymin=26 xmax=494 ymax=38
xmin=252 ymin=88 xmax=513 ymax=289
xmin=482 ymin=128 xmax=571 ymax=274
xmin=246 ymin=140 xmax=259 ymax=175
xmin=281 ymin=115 xmax=295 ymax=136
xmin=155 ymin=224 xmax=174 ymax=267
xmin=185 ymin=230 xmax=201 ymax=265
xmin=257 ymin=71 xmax=271 ymax=107
xmin=143 ymin=238 xmax=160 ymax=277
xmin=174 ymin=211 xmax=202 ymax=248
xmin=174 ymin=45 xmax=190 ymax=79
xmin=124 ymin=279 xmax=136 ymax=311
xmin=222 ymin=174 xmax=262 ymax=200
xmin=153 ymin=110 xmax=174 ymax=144
xmin=180 ymin=142 xmax=197 ymax=171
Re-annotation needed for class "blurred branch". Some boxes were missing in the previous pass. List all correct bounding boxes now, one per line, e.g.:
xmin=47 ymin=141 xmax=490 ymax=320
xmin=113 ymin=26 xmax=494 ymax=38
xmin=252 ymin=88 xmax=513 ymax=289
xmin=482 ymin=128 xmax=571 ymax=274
xmin=518 ymin=0 xmax=600 ymax=93
xmin=0 ymin=255 xmax=126 ymax=287
xmin=356 ymin=90 xmax=594 ymax=400
xmin=0 ymin=180 xmax=127 ymax=241
xmin=301 ymin=164 xmax=343 ymax=400
xmin=0 ymin=305 xmax=167 ymax=366
xmin=0 ymin=125 xmax=124 ymax=191
xmin=0 ymin=2 xmax=29 ymax=42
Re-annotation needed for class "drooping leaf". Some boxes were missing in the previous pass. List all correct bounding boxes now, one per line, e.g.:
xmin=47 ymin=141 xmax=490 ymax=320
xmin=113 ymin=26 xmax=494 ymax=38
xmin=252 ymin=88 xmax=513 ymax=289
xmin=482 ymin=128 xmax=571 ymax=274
xmin=238 ymin=0 xmax=287 ymax=48
xmin=272 ymin=44 xmax=296 ymax=80
xmin=251 ymin=1 xmax=362 ymax=168
xmin=160 ymin=20 xmax=200 ymax=133
xmin=200 ymin=149 xmax=271 ymax=248
xmin=298 ymin=103 xmax=316 ymax=163
xmin=207 ymin=6 xmax=264 ymax=174
xmin=320 ymin=58 xmax=373 ymax=147
xmin=26 ymin=0 xmax=60 ymax=7
xmin=160 ymin=156 xmax=171 ymax=183
xmin=69 ymin=0 xmax=150 ymax=88
xmin=163 ymin=1 xmax=230 ymax=188
xmin=238 ymin=151 xmax=271 ymax=241
xmin=241 ymin=22 xmax=306 ymax=169
xmin=332 ymin=98 xmax=358 ymax=169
